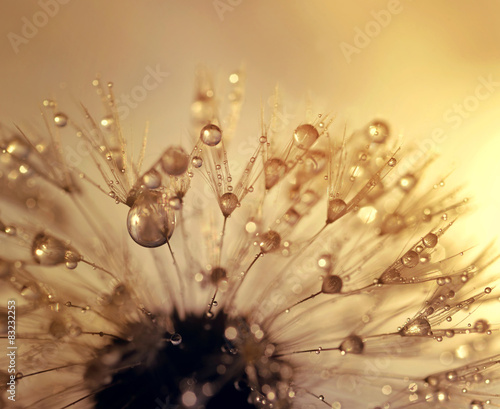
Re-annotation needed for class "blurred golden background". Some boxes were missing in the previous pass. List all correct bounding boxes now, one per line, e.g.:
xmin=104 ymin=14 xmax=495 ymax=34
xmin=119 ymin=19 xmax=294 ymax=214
xmin=1 ymin=0 xmax=499 ymax=241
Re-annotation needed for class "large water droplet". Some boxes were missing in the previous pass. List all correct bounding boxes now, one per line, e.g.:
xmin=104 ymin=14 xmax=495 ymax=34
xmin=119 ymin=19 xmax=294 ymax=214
xmin=142 ymin=169 xmax=162 ymax=189
xmin=259 ymin=230 xmax=281 ymax=253
xmin=401 ymin=250 xmax=419 ymax=268
xmin=160 ymin=146 xmax=189 ymax=176
xmin=219 ymin=192 xmax=239 ymax=217
xmin=200 ymin=124 xmax=222 ymax=146
xmin=366 ymin=120 xmax=389 ymax=143
xmin=340 ymin=335 xmax=364 ymax=354
xmin=264 ymin=158 xmax=287 ymax=189
xmin=400 ymin=317 xmax=431 ymax=337
xmin=126 ymin=190 xmax=175 ymax=248
xmin=293 ymin=124 xmax=319 ymax=149
xmin=422 ymin=233 xmax=438 ymax=248
xmin=31 ymin=233 xmax=79 ymax=266
xmin=321 ymin=275 xmax=343 ymax=294
xmin=326 ymin=198 xmax=347 ymax=223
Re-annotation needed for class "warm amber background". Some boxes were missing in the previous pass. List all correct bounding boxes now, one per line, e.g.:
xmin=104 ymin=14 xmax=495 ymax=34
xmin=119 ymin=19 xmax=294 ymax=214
xmin=1 ymin=1 xmax=499 ymax=240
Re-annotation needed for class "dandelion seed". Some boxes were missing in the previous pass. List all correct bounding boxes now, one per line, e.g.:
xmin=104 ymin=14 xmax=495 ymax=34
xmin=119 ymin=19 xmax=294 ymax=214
xmin=0 ymin=71 xmax=499 ymax=409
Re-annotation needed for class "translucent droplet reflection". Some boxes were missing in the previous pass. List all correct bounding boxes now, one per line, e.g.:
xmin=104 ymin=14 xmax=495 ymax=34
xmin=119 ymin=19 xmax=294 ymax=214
xmin=200 ymin=124 xmax=222 ymax=146
xmin=160 ymin=146 xmax=189 ymax=176
xmin=126 ymin=190 xmax=175 ymax=248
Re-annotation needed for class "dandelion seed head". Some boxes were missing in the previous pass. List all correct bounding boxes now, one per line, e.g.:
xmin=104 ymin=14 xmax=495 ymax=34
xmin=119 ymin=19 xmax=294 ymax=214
xmin=0 ymin=70 xmax=499 ymax=409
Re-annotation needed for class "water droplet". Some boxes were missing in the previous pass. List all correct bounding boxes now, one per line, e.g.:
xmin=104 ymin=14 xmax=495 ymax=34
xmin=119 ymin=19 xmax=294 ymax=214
xmin=210 ymin=267 xmax=227 ymax=284
xmin=399 ymin=174 xmax=417 ymax=191
xmin=318 ymin=254 xmax=333 ymax=272
xmin=366 ymin=120 xmax=389 ymax=143
xmin=192 ymin=156 xmax=203 ymax=168
xmin=142 ymin=169 xmax=162 ymax=189
xmin=283 ymin=207 xmax=300 ymax=225
xmin=423 ymin=233 xmax=438 ymax=248
xmin=170 ymin=333 xmax=182 ymax=345
xmin=293 ymin=124 xmax=319 ymax=149
xmin=126 ymin=190 xmax=175 ymax=248
xmin=259 ymin=136 xmax=267 ymax=143
xmin=53 ymin=113 xmax=68 ymax=127
xmin=219 ymin=192 xmax=239 ymax=217
xmin=470 ymin=400 xmax=484 ymax=409
xmin=160 ymin=146 xmax=189 ymax=176
xmin=474 ymin=319 xmax=489 ymax=333
xmin=340 ymin=335 xmax=364 ymax=354
xmin=446 ymin=371 xmax=458 ymax=382
xmin=200 ymin=124 xmax=222 ymax=146
xmin=168 ymin=196 xmax=181 ymax=210
xmin=321 ymin=275 xmax=343 ymax=294
xmin=381 ymin=213 xmax=405 ymax=234
xmin=318 ymin=395 xmax=324 ymax=401
xmin=65 ymin=260 xmax=78 ymax=270
xmin=326 ymin=198 xmax=347 ymax=223
xmin=400 ymin=317 xmax=431 ymax=336
xmin=6 ymin=136 xmax=31 ymax=159
xmin=100 ymin=115 xmax=114 ymax=129
xmin=388 ymin=157 xmax=397 ymax=167
xmin=31 ymin=233 xmax=79 ymax=266
xmin=264 ymin=158 xmax=287 ymax=189
xmin=484 ymin=287 xmax=492 ymax=294
xmin=259 ymin=230 xmax=281 ymax=253
xmin=401 ymin=250 xmax=419 ymax=268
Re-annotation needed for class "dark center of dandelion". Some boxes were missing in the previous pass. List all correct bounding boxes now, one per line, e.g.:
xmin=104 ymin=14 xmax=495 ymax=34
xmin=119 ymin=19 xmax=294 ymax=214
xmin=86 ymin=312 xmax=258 ymax=409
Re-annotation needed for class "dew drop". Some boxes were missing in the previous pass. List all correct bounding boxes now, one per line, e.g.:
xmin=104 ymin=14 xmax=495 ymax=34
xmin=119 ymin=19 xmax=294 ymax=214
xmin=264 ymin=158 xmax=287 ymax=189
xmin=169 ymin=196 xmax=182 ymax=210
xmin=399 ymin=174 xmax=417 ymax=192
xmin=484 ymin=287 xmax=492 ymax=294
xmin=142 ymin=169 xmax=162 ymax=189
xmin=401 ymin=250 xmax=419 ymax=268
xmin=318 ymin=254 xmax=333 ymax=272
xmin=53 ymin=112 xmax=68 ymax=127
xmin=339 ymin=335 xmax=364 ymax=354
xmin=6 ymin=136 xmax=31 ymax=159
xmin=126 ymin=190 xmax=175 ymax=248
xmin=400 ymin=317 xmax=431 ymax=337
xmin=423 ymin=233 xmax=438 ymax=248
xmin=321 ymin=275 xmax=343 ymax=294
xmin=259 ymin=136 xmax=267 ymax=143
xmin=200 ymin=123 xmax=222 ymax=146
xmin=192 ymin=156 xmax=203 ymax=168
xmin=210 ymin=267 xmax=227 ymax=284
xmin=326 ymin=198 xmax=347 ymax=223
xmin=293 ymin=124 xmax=319 ymax=149
xmin=100 ymin=115 xmax=114 ymax=129
xmin=388 ymin=157 xmax=397 ymax=167
xmin=366 ymin=120 xmax=389 ymax=143
xmin=219 ymin=192 xmax=239 ymax=217
xmin=259 ymin=230 xmax=281 ymax=253
xmin=31 ymin=233 xmax=79 ymax=266
xmin=283 ymin=207 xmax=300 ymax=225
xmin=470 ymin=400 xmax=484 ymax=409
xmin=170 ymin=333 xmax=182 ymax=345
xmin=474 ymin=319 xmax=489 ymax=333
xmin=160 ymin=146 xmax=189 ymax=176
